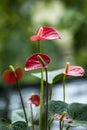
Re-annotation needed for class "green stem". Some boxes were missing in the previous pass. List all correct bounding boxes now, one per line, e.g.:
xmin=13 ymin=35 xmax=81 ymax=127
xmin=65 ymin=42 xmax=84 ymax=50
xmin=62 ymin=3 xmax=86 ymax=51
xmin=66 ymin=125 xmax=71 ymax=130
xmin=37 ymin=55 xmax=48 ymax=130
xmin=39 ymin=69 xmax=44 ymax=130
xmin=9 ymin=65 xmax=28 ymax=126
xmin=16 ymin=80 xmax=28 ymax=125
xmin=30 ymin=104 xmax=35 ymax=130
xmin=48 ymin=118 xmax=54 ymax=130
xmin=45 ymin=68 xmax=49 ymax=130
xmin=59 ymin=121 xmax=64 ymax=130
xmin=62 ymin=75 xmax=66 ymax=102
xmin=59 ymin=121 xmax=62 ymax=130
xmin=61 ymin=121 xmax=64 ymax=130
xmin=37 ymin=55 xmax=49 ymax=130
xmin=49 ymin=83 xmax=53 ymax=100
xmin=38 ymin=40 xmax=41 ymax=53
xmin=60 ymin=111 xmax=66 ymax=130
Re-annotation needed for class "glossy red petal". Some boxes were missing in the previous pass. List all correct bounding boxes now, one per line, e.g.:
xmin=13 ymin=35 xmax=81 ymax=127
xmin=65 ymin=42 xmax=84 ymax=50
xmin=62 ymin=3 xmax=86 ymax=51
xmin=15 ymin=68 xmax=23 ymax=81
xmin=30 ymin=26 xmax=61 ymax=41
xmin=25 ymin=53 xmax=50 ymax=71
xmin=2 ymin=70 xmax=16 ymax=84
xmin=63 ymin=66 xmax=84 ymax=77
xmin=40 ymin=26 xmax=61 ymax=39
xmin=28 ymin=94 xmax=40 ymax=106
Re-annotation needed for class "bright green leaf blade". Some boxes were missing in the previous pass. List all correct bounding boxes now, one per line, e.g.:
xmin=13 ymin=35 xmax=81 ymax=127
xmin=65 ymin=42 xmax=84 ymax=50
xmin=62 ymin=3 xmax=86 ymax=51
xmin=48 ymin=100 xmax=68 ymax=118
xmin=67 ymin=103 xmax=87 ymax=127
xmin=32 ymin=69 xmax=64 ymax=84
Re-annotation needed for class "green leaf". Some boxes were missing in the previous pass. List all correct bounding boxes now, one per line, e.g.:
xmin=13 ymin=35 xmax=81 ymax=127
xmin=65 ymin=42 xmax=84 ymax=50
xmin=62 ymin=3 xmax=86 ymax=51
xmin=0 ymin=118 xmax=10 ymax=130
xmin=67 ymin=103 xmax=87 ymax=127
xmin=32 ymin=69 xmax=64 ymax=84
xmin=48 ymin=100 xmax=68 ymax=118
xmin=0 ymin=118 xmax=28 ymax=130
xmin=48 ymin=102 xmax=87 ymax=128
xmin=9 ymin=121 xmax=28 ymax=130
xmin=11 ymin=107 xmax=40 ymax=126
xmin=70 ymin=120 xmax=87 ymax=127
xmin=67 ymin=103 xmax=87 ymax=120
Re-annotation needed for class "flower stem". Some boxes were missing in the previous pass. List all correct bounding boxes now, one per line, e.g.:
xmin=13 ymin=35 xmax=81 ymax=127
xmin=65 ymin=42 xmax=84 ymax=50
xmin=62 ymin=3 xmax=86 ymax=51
xmin=30 ymin=104 xmax=35 ymax=130
xmin=48 ymin=118 xmax=54 ymax=130
xmin=45 ymin=68 xmax=49 ymax=130
xmin=39 ymin=69 xmax=44 ymax=130
xmin=9 ymin=65 xmax=28 ymax=126
xmin=61 ymin=121 xmax=64 ymax=130
xmin=38 ymin=40 xmax=41 ymax=53
xmin=62 ymin=62 xmax=69 ymax=102
xmin=62 ymin=75 xmax=66 ymax=102
xmin=59 ymin=120 xmax=62 ymax=130
xmin=59 ymin=121 xmax=64 ymax=130
xmin=37 ymin=55 xmax=49 ymax=130
xmin=66 ymin=125 xmax=71 ymax=130
xmin=60 ymin=111 xmax=66 ymax=130
xmin=16 ymin=80 xmax=28 ymax=125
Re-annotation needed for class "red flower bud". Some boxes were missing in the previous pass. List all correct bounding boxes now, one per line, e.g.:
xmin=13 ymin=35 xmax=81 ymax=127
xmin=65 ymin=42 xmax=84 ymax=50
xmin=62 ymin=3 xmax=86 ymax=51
xmin=27 ymin=93 xmax=40 ymax=106
xmin=3 ymin=67 xmax=23 ymax=84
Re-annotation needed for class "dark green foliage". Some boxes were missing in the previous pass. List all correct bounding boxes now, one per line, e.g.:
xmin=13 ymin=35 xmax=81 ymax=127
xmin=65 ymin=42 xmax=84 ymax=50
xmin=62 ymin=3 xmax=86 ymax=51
xmin=48 ymin=101 xmax=87 ymax=128
xmin=0 ymin=118 xmax=28 ymax=130
xmin=1 ymin=101 xmax=87 ymax=129
xmin=67 ymin=103 xmax=87 ymax=121
xmin=48 ymin=100 xmax=68 ymax=118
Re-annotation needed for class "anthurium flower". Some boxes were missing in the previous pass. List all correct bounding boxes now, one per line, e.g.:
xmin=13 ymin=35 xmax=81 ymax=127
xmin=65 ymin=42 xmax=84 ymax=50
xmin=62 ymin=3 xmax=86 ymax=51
xmin=63 ymin=65 xmax=84 ymax=77
xmin=30 ymin=26 xmax=61 ymax=41
xmin=25 ymin=53 xmax=50 ymax=71
xmin=54 ymin=114 xmax=72 ymax=123
xmin=3 ymin=67 xmax=23 ymax=84
xmin=27 ymin=93 xmax=40 ymax=106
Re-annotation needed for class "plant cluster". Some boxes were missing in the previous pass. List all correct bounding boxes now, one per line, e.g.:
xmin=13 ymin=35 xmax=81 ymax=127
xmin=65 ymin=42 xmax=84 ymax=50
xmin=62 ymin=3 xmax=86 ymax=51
xmin=1 ymin=26 xmax=87 ymax=130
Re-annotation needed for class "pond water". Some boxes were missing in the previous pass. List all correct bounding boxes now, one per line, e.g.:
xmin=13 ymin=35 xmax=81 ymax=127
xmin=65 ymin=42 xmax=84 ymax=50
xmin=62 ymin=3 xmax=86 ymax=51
xmin=0 ymin=79 xmax=87 ymax=129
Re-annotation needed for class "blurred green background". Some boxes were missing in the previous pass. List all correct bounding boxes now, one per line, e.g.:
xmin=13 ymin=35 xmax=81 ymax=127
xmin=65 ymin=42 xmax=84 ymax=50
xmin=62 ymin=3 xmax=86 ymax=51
xmin=0 ymin=0 xmax=87 ymax=85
